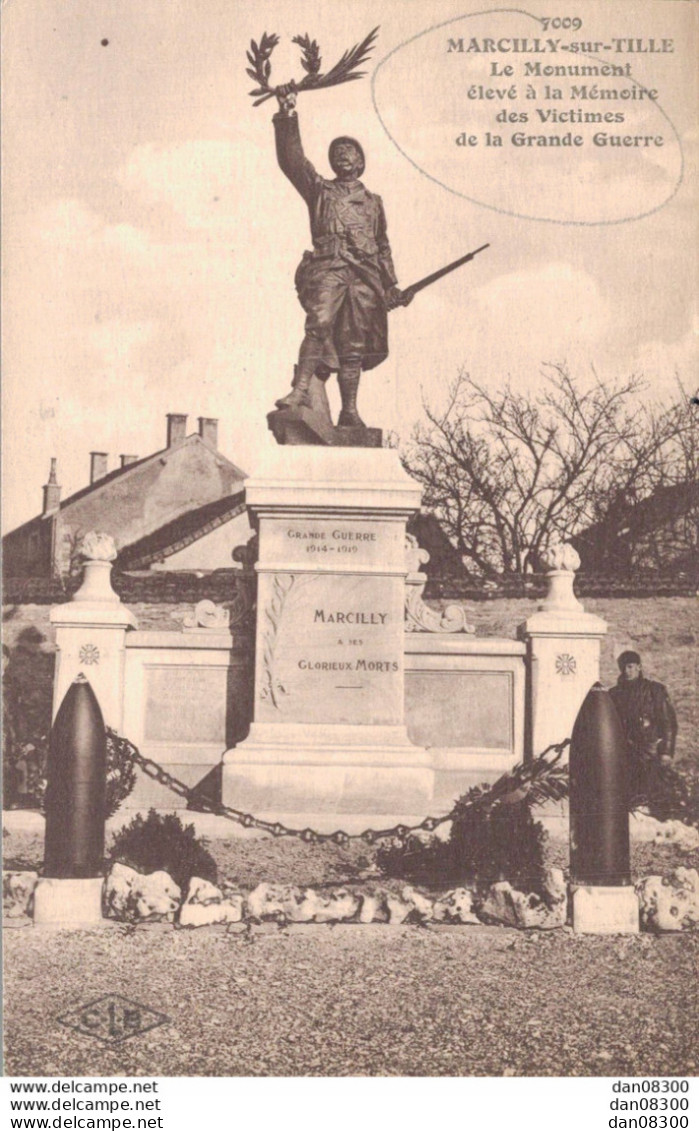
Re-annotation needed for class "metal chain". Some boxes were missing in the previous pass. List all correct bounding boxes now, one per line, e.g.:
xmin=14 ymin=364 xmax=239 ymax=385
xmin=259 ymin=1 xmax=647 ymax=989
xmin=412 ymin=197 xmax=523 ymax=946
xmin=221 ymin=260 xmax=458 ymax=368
xmin=127 ymin=738 xmax=570 ymax=846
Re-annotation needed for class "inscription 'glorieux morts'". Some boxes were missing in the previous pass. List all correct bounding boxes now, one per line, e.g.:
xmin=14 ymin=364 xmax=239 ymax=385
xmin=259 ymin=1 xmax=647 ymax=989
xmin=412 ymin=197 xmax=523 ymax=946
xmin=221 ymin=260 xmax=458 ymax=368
xmin=256 ymin=572 xmax=405 ymax=726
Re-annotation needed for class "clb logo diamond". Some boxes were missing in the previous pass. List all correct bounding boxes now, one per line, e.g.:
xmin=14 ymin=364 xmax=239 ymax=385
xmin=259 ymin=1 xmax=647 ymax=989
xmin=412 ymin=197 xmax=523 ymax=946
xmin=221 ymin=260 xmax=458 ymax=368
xmin=57 ymin=994 xmax=169 ymax=1044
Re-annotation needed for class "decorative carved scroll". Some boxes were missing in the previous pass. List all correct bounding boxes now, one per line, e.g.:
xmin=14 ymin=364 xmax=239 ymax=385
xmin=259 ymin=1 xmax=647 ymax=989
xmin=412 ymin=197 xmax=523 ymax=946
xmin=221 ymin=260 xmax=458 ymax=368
xmin=404 ymin=535 xmax=474 ymax=634
xmin=182 ymin=600 xmax=231 ymax=630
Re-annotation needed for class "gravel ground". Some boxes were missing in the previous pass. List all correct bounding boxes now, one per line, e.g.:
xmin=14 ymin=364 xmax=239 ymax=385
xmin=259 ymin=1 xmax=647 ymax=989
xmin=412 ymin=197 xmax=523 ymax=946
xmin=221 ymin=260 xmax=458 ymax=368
xmin=4 ymin=827 xmax=698 ymax=888
xmin=4 ymin=825 xmax=699 ymax=1078
xmin=4 ymin=921 xmax=698 ymax=1077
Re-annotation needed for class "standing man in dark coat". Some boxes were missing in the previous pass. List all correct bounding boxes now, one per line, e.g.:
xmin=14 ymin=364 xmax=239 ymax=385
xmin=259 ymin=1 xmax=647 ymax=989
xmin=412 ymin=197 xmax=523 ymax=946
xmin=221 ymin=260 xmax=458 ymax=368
xmin=609 ymin=650 xmax=678 ymax=792
xmin=272 ymin=83 xmax=409 ymax=427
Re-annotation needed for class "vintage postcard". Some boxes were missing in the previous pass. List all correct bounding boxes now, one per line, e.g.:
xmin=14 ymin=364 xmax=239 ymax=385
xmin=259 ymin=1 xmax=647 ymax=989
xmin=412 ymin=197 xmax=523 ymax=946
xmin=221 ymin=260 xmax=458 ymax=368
xmin=2 ymin=0 xmax=697 ymax=1099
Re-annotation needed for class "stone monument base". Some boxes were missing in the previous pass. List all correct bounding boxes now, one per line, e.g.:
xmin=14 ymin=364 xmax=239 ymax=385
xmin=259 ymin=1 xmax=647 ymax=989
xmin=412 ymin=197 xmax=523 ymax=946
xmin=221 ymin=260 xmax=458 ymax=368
xmin=571 ymin=884 xmax=639 ymax=934
xmin=225 ymin=443 xmax=425 ymax=820
xmin=224 ymin=723 xmax=433 ymax=815
xmin=33 ymin=877 xmax=105 ymax=928
xmin=267 ymin=406 xmax=382 ymax=448
xmin=267 ymin=406 xmax=335 ymax=446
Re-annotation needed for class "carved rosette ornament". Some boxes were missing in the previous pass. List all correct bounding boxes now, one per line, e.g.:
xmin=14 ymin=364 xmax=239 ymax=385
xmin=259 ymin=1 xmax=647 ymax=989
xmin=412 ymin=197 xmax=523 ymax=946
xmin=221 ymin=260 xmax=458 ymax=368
xmin=404 ymin=535 xmax=474 ymax=634
xmin=556 ymin=653 xmax=577 ymax=676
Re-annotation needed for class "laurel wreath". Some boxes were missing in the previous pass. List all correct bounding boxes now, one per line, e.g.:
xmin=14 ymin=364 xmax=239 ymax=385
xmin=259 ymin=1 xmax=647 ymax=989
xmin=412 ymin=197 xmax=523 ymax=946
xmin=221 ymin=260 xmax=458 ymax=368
xmin=246 ymin=27 xmax=379 ymax=107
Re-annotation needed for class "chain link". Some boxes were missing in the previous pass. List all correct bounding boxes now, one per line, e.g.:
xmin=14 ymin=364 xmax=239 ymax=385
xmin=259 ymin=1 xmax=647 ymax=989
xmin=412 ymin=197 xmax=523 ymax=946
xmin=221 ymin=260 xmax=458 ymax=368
xmin=128 ymin=739 xmax=570 ymax=845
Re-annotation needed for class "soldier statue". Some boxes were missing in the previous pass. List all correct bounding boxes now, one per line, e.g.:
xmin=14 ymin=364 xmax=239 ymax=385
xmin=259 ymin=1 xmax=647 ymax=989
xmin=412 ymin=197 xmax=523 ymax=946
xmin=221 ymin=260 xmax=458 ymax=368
xmin=272 ymin=83 xmax=411 ymax=428
xmin=246 ymin=30 xmax=487 ymax=439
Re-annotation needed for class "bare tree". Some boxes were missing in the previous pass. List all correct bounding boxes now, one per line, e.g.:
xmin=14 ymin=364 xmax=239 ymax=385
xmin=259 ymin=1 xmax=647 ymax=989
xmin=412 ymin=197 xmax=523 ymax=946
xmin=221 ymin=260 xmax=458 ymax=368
xmin=402 ymin=366 xmax=696 ymax=576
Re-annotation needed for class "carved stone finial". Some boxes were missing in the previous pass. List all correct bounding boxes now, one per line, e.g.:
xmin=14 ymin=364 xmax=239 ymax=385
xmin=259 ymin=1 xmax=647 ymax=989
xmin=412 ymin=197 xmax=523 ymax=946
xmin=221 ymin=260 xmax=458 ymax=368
xmin=539 ymin=542 xmax=583 ymax=613
xmin=80 ymin=531 xmax=117 ymax=562
xmin=70 ymin=532 xmax=126 ymax=608
xmin=540 ymin=542 xmax=580 ymax=574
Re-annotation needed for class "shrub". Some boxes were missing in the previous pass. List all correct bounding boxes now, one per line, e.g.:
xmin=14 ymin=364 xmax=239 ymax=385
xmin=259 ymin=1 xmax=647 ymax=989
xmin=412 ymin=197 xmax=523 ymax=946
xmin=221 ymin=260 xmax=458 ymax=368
xmin=377 ymin=751 xmax=562 ymax=896
xmin=377 ymin=787 xmax=549 ymax=898
xmin=632 ymin=761 xmax=699 ymax=828
xmin=109 ymin=810 xmax=217 ymax=890
xmin=449 ymin=788 xmax=549 ymax=895
xmin=26 ymin=728 xmax=137 ymax=819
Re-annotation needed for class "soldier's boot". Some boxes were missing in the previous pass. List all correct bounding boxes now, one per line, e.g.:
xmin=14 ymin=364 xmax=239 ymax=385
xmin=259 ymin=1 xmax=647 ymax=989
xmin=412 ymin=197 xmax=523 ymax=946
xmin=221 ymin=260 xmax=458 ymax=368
xmin=275 ymin=363 xmax=313 ymax=411
xmin=337 ymin=359 xmax=365 ymax=428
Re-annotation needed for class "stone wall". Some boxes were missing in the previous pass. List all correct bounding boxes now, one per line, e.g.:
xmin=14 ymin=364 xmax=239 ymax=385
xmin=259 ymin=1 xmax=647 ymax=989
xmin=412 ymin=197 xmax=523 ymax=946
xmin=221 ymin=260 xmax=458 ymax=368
xmin=4 ymin=593 xmax=697 ymax=808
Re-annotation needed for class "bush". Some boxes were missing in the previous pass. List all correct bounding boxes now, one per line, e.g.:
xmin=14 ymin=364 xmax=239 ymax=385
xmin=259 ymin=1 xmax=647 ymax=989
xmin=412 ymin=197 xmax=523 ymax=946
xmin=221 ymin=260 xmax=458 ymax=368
xmin=632 ymin=761 xmax=699 ymax=828
xmin=450 ymin=789 xmax=549 ymax=895
xmin=109 ymin=810 xmax=217 ymax=891
xmin=377 ymin=785 xmax=549 ymax=898
xmin=24 ymin=728 xmax=137 ymax=819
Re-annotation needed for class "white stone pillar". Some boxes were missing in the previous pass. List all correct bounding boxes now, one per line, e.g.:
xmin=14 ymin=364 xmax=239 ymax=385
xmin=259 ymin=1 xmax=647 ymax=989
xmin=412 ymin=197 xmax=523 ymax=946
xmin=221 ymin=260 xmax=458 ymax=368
xmin=520 ymin=544 xmax=607 ymax=757
xmin=223 ymin=445 xmax=433 ymax=823
xmin=50 ymin=533 xmax=137 ymax=730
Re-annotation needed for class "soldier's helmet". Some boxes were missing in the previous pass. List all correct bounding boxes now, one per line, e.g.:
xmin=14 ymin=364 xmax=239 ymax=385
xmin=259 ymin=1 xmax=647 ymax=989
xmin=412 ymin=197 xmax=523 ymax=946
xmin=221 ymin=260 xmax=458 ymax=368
xmin=329 ymin=136 xmax=365 ymax=177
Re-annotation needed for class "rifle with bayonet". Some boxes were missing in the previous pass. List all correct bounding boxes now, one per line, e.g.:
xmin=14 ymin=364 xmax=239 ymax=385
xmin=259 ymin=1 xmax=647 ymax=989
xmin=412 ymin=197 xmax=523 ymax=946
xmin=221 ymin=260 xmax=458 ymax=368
xmin=388 ymin=243 xmax=490 ymax=309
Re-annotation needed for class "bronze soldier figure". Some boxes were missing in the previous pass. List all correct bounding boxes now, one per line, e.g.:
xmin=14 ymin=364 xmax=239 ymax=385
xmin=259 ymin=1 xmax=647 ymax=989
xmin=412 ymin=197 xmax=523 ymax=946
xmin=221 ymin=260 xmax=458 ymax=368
xmin=609 ymin=650 xmax=678 ymax=791
xmin=272 ymin=83 xmax=410 ymax=427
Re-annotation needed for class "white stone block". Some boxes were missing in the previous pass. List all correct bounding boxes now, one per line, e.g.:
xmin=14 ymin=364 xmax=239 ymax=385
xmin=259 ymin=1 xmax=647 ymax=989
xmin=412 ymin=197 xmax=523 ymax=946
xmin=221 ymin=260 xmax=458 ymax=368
xmin=358 ymin=893 xmax=386 ymax=923
xmin=179 ymin=896 xmax=243 ymax=927
xmin=571 ymin=884 xmax=639 ymax=934
xmin=33 ymin=877 xmax=105 ymax=927
xmin=401 ymin=884 xmax=434 ymax=921
xmin=433 ymin=887 xmax=480 ymax=924
xmin=385 ymin=893 xmax=414 ymax=923
xmin=246 ymin=882 xmax=310 ymax=922
xmin=636 ymin=869 xmax=699 ymax=932
xmin=3 ymin=871 xmax=39 ymax=918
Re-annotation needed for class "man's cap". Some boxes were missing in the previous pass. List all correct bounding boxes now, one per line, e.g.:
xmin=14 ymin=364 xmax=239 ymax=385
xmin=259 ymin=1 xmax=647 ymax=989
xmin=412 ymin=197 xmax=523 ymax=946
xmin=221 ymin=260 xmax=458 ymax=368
xmin=618 ymin=650 xmax=642 ymax=669
xmin=329 ymin=136 xmax=365 ymax=176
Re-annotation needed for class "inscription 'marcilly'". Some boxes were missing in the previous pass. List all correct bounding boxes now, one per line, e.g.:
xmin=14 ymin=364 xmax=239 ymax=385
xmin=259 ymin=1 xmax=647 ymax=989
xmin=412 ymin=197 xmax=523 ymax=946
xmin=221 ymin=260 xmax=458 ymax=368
xmin=314 ymin=610 xmax=388 ymax=625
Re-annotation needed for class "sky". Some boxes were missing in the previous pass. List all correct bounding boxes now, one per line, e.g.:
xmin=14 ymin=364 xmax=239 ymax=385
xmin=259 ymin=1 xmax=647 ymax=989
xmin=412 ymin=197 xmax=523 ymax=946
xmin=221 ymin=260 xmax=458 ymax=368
xmin=2 ymin=0 xmax=697 ymax=532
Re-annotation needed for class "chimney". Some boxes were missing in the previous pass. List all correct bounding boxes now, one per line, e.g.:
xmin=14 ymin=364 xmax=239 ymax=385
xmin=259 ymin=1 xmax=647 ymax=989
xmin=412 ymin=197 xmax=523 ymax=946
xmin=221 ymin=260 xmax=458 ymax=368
xmin=166 ymin=413 xmax=188 ymax=447
xmin=198 ymin=416 xmax=218 ymax=449
xmin=120 ymin=454 xmax=138 ymax=468
xmin=42 ymin=458 xmax=61 ymax=515
xmin=90 ymin=452 xmax=109 ymax=484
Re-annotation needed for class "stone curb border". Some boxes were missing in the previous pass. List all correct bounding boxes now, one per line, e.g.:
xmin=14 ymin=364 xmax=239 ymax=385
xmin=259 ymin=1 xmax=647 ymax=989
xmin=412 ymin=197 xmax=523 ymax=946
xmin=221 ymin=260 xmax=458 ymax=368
xmin=4 ymin=865 xmax=699 ymax=933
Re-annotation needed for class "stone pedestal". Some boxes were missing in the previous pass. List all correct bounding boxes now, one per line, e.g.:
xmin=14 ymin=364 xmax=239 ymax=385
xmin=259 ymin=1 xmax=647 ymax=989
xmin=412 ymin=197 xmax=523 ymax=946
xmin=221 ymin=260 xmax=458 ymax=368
xmin=33 ymin=877 xmax=105 ymax=927
xmin=223 ymin=446 xmax=432 ymax=820
xmin=520 ymin=544 xmax=607 ymax=757
xmin=571 ymin=884 xmax=640 ymax=934
xmin=50 ymin=535 xmax=137 ymax=730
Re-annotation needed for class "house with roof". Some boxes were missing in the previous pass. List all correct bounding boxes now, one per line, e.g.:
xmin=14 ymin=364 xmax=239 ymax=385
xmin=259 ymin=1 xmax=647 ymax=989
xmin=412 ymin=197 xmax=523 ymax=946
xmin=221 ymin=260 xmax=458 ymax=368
xmin=3 ymin=414 xmax=252 ymax=578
